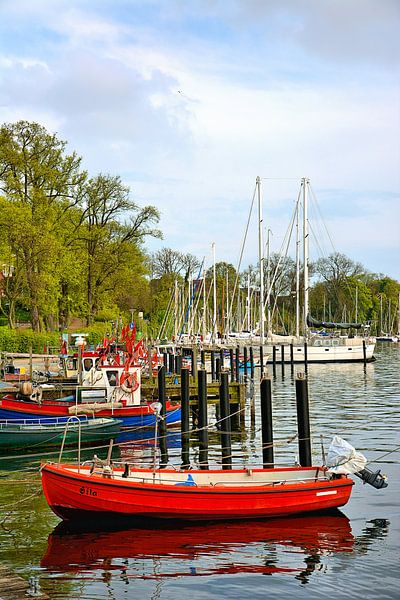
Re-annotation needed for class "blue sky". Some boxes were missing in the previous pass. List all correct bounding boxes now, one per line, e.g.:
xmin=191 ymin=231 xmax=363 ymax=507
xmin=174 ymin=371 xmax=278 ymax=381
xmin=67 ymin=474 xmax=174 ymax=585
xmin=0 ymin=0 xmax=399 ymax=279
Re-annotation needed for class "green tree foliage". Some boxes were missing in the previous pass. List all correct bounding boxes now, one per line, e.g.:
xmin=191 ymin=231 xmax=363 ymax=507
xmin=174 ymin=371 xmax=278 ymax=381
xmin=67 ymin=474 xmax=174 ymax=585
xmin=0 ymin=121 xmax=86 ymax=331
xmin=77 ymin=173 xmax=161 ymax=325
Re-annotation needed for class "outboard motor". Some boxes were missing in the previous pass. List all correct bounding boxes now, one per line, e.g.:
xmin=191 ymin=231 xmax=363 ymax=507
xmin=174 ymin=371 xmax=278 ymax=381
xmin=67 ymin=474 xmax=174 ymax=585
xmin=326 ymin=435 xmax=389 ymax=490
xmin=354 ymin=467 xmax=388 ymax=489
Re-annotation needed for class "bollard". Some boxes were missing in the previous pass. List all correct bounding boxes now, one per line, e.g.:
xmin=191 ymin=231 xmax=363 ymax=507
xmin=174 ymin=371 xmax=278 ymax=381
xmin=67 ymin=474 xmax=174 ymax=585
xmin=362 ymin=340 xmax=367 ymax=365
xmin=243 ymin=347 xmax=248 ymax=380
xmin=157 ymin=365 xmax=168 ymax=467
xmin=304 ymin=342 xmax=308 ymax=370
xmin=219 ymin=372 xmax=232 ymax=469
xmin=272 ymin=345 xmax=276 ymax=366
xmin=260 ymin=377 xmax=274 ymax=467
xmin=295 ymin=373 xmax=312 ymax=466
xmin=290 ymin=343 xmax=294 ymax=368
xmin=281 ymin=345 xmax=285 ymax=364
xmin=197 ymin=369 xmax=209 ymax=468
xmin=180 ymin=367 xmax=190 ymax=468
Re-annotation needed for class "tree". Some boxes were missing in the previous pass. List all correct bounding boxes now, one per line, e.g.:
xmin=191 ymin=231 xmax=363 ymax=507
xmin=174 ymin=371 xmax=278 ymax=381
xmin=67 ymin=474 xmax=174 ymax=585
xmin=313 ymin=252 xmax=366 ymax=322
xmin=150 ymin=247 xmax=200 ymax=279
xmin=77 ymin=174 xmax=161 ymax=324
xmin=0 ymin=121 xmax=86 ymax=331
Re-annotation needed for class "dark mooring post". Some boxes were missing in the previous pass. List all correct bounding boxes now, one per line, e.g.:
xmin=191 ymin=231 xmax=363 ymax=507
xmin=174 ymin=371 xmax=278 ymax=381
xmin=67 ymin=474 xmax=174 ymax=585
xmin=215 ymin=357 xmax=221 ymax=381
xmin=290 ymin=343 xmax=294 ymax=369
xmin=304 ymin=341 xmax=308 ymax=371
xmin=180 ymin=367 xmax=190 ymax=468
xmin=281 ymin=345 xmax=285 ymax=365
xmin=295 ymin=373 xmax=312 ymax=466
xmin=259 ymin=345 xmax=264 ymax=379
xmin=157 ymin=365 xmax=168 ymax=467
xmin=210 ymin=350 xmax=216 ymax=381
xmin=175 ymin=354 xmax=182 ymax=375
xmin=235 ymin=346 xmax=240 ymax=382
xmin=260 ymin=377 xmax=274 ymax=467
xmin=249 ymin=346 xmax=254 ymax=380
xmin=362 ymin=340 xmax=367 ymax=366
xmin=200 ymin=349 xmax=206 ymax=368
xmin=229 ymin=348 xmax=234 ymax=382
xmin=272 ymin=345 xmax=277 ymax=376
xmin=168 ymin=351 xmax=174 ymax=375
xmin=243 ymin=346 xmax=248 ymax=380
xmin=197 ymin=369 xmax=209 ymax=468
xmin=191 ymin=348 xmax=197 ymax=379
xmin=219 ymin=372 xmax=232 ymax=469
xmin=220 ymin=348 xmax=224 ymax=371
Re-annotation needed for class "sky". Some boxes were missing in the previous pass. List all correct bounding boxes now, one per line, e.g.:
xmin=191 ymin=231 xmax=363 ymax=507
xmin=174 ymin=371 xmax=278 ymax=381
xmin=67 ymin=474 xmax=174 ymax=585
xmin=0 ymin=0 xmax=399 ymax=279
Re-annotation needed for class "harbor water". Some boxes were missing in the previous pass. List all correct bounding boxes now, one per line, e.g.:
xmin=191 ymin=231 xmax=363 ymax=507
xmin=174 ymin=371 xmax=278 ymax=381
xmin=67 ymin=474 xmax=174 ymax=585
xmin=0 ymin=344 xmax=399 ymax=599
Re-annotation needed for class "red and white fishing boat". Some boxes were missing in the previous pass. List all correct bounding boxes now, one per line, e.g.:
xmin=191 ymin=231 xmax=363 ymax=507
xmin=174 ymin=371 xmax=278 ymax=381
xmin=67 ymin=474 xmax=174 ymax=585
xmin=41 ymin=461 xmax=354 ymax=522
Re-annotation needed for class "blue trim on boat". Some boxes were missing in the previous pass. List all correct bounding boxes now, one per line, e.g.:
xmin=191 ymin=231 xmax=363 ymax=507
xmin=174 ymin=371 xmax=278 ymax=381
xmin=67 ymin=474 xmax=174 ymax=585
xmin=0 ymin=407 xmax=181 ymax=428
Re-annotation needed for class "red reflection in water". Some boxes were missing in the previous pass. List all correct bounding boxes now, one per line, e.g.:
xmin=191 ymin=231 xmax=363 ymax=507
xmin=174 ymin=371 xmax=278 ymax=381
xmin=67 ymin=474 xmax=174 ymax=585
xmin=41 ymin=512 xmax=354 ymax=579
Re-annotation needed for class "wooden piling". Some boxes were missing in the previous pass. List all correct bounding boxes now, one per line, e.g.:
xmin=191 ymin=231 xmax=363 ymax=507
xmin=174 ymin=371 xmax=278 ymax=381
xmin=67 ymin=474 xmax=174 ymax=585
xmin=180 ymin=367 xmax=190 ymax=468
xmin=260 ymin=377 xmax=274 ymax=467
xmin=295 ymin=373 xmax=312 ymax=466
xmin=243 ymin=346 xmax=248 ymax=379
xmin=157 ymin=365 xmax=168 ymax=467
xmin=235 ymin=346 xmax=240 ymax=382
xmin=219 ymin=371 xmax=232 ymax=469
xmin=211 ymin=350 xmax=216 ymax=381
xmin=215 ymin=357 xmax=221 ymax=381
xmin=230 ymin=348 xmax=234 ymax=382
xmin=197 ymin=369 xmax=209 ymax=468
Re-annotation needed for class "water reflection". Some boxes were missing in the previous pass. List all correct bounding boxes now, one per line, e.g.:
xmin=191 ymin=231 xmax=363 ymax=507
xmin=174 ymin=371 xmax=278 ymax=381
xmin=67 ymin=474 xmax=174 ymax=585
xmin=42 ymin=511 xmax=354 ymax=582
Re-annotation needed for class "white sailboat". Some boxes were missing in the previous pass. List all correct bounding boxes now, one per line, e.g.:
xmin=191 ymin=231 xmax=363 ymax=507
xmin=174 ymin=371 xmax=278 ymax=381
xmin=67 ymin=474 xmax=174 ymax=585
xmin=227 ymin=177 xmax=376 ymax=363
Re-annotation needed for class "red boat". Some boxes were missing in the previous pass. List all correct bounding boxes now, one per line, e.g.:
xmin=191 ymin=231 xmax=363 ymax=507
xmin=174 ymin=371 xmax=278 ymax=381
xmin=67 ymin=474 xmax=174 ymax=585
xmin=41 ymin=461 xmax=354 ymax=522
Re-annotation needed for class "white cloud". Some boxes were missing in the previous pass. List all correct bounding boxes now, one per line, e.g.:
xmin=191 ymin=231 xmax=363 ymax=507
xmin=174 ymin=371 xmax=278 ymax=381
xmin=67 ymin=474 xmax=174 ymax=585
xmin=0 ymin=0 xmax=398 ymax=279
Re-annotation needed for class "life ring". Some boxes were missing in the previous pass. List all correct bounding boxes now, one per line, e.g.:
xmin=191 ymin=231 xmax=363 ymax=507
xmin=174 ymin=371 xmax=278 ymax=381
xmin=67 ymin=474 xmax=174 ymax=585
xmin=120 ymin=371 xmax=139 ymax=394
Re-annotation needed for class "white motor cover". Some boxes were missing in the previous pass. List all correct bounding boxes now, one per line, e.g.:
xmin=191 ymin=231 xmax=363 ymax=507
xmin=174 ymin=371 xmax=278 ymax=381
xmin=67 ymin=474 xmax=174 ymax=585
xmin=326 ymin=435 xmax=367 ymax=474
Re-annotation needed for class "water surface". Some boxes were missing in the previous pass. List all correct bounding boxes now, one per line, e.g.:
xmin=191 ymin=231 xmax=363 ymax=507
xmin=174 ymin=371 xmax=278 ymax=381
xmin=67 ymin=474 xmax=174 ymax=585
xmin=0 ymin=344 xmax=398 ymax=599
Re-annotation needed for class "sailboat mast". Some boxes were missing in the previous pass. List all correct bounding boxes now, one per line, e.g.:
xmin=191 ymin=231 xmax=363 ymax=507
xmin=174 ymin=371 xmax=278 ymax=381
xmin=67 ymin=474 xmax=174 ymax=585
xmin=295 ymin=195 xmax=300 ymax=339
xmin=257 ymin=176 xmax=265 ymax=344
xmin=302 ymin=178 xmax=309 ymax=339
xmin=212 ymin=242 xmax=217 ymax=343
xmin=266 ymin=228 xmax=272 ymax=339
xmin=202 ymin=263 xmax=207 ymax=340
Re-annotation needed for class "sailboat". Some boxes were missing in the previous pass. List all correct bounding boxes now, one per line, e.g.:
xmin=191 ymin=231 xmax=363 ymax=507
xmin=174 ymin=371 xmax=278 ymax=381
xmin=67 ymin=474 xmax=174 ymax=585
xmin=226 ymin=177 xmax=376 ymax=363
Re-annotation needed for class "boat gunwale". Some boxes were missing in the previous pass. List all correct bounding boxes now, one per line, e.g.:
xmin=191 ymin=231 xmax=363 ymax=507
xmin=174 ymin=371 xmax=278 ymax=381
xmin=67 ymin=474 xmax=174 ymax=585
xmin=40 ymin=463 xmax=354 ymax=495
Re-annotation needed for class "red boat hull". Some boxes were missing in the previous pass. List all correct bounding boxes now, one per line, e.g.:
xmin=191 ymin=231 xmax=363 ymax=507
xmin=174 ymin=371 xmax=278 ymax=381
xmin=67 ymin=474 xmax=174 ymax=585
xmin=41 ymin=463 xmax=354 ymax=522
